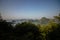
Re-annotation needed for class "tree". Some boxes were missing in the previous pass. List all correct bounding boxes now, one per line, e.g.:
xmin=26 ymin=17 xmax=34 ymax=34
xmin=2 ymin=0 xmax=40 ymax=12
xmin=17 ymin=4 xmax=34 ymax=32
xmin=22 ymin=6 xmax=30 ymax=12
xmin=46 ymin=24 xmax=60 ymax=40
xmin=46 ymin=13 xmax=60 ymax=40
xmin=54 ymin=13 xmax=60 ymax=23
xmin=0 ymin=13 xmax=3 ymax=21
xmin=14 ymin=22 xmax=42 ymax=40
xmin=0 ymin=20 xmax=13 ymax=40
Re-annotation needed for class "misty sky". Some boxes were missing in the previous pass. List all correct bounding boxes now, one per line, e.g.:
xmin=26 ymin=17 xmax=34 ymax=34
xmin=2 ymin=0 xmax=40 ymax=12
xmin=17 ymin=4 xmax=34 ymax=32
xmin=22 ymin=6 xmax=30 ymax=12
xmin=0 ymin=0 xmax=60 ymax=19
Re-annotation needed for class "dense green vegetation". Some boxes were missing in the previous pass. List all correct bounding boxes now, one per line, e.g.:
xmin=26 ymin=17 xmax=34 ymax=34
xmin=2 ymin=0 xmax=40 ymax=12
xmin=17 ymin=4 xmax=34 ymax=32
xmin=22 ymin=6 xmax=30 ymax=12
xmin=0 ymin=14 xmax=60 ymax=40
xmin=0 ymin=20 xmax=41 ymax=40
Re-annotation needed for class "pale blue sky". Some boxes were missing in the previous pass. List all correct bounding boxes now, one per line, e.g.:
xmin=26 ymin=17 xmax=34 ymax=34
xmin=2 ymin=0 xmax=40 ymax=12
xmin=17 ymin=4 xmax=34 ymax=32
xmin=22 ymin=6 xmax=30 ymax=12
xmin=0 ymin=0 xmax=60 ymax=19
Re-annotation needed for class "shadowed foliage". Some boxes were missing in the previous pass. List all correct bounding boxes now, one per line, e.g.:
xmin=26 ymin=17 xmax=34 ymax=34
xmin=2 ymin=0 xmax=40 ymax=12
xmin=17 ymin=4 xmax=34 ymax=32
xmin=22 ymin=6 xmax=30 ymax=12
xmin=0 ymin=20 xmax=14 ymax=40
xmin=46 ymin=24 xmax=60 ymax=40
xmin=14 ymin=22 xmax=42 ymax=40
xmin=0 ymin=21 xmax=42 ymax=40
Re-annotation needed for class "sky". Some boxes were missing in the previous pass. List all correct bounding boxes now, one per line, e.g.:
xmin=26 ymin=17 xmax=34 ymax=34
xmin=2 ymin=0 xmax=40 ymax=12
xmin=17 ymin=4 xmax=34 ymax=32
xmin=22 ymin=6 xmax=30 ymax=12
xmin=0 ymin=0 xmax=60 ymax=19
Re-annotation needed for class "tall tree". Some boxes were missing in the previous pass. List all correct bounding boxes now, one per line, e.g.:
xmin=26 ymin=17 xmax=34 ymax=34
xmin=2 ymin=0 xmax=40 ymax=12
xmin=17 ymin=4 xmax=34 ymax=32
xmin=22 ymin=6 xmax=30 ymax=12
xmin=14 ymin=22 xmax=42 ymax=40
xmin=54 ymin=13 xmax=60 ymax=23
